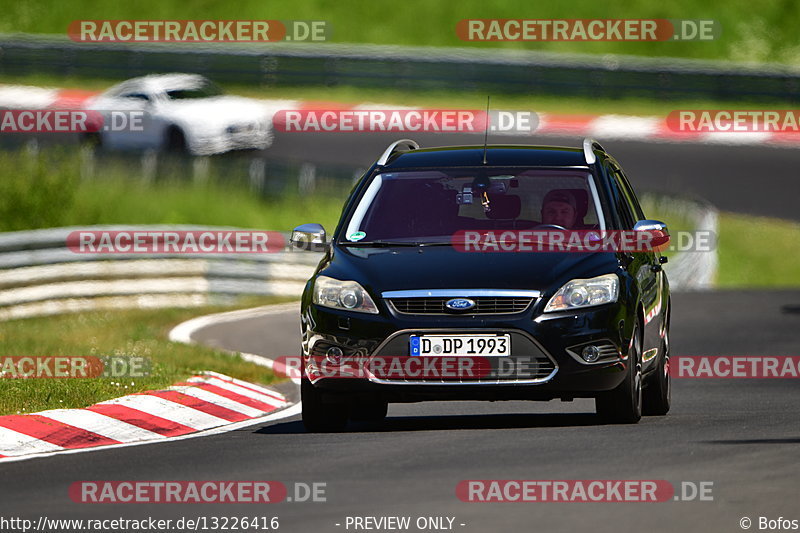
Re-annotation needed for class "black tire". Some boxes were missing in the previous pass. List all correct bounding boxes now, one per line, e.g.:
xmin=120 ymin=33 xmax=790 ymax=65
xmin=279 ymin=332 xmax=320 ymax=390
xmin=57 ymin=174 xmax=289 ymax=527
xmin=643 ymin=313 xmax=671 ymax=416
xmin=301 ymin=377 xmax=349 ymax=432
xmin=350 ymin=399 xmax=388 ymax=422
xmin=163 ymin=126 xmax=187 ymax=153
xmin=596 ymin=324 xmax=643 ymax=424
xmin=81 ymin=132 xmax=102 ymax=150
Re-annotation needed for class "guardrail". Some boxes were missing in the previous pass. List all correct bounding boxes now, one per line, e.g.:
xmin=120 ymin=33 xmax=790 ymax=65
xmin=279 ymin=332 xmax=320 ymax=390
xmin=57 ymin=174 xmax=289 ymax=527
xmin=0 ymin=225 xmax=322 ymax=321
xmin=1 ymin=34 xmax=799 ymax=102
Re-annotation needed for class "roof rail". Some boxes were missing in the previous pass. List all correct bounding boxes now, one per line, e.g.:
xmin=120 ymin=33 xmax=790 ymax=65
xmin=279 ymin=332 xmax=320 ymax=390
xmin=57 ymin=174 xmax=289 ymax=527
xmin=582 ymin=138 xmax=605 ymax=165
xmin=376 ymin=139 xmax=419 ymax=166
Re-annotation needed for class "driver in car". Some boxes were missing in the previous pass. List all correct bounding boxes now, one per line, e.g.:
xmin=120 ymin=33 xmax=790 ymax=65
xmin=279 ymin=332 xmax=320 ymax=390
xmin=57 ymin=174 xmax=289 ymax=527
xmin=540 ymin=190 xmax=578 ymax=229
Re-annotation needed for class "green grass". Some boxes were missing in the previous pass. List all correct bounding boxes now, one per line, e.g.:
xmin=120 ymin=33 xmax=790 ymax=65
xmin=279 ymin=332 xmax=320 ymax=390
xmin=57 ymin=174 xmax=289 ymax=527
xmin=0 ymin=297 xmax=292 ymax=416
xmin=0 ymin=148 xmax=348 ymax=233
xmin=67 ymin=176 xmax=346 ymax=233
xmin=2 ymin=0 xmax=800 ymax=64
xmin=717 ymin=213 xmax=800 ymax=287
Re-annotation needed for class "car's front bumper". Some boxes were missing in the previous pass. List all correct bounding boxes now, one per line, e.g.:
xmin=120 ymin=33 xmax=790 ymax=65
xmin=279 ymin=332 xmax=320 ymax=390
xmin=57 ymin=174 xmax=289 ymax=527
xmin=190 ymin=128 xmax=272 ymax=155
xmin=301 ymin=300 xmax=633 ymax=402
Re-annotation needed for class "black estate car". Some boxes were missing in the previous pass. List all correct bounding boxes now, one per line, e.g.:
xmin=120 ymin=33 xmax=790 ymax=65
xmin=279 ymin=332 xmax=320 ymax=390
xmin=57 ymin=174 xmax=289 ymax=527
xmin=291 ymin=139 xmax=671 ymax=431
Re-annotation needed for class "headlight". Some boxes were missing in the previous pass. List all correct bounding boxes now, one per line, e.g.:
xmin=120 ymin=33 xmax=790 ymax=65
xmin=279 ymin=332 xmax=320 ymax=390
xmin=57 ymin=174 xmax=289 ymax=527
xmin=312 ymin=276 xmax=379 ymax=314
xmin=544 ymin=273 xmax=619 ymax=312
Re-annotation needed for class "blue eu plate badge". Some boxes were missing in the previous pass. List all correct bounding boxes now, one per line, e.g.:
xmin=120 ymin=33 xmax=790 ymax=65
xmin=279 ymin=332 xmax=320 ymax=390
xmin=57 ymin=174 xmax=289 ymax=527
xmin=410 ymin=336 xmax=421 ymax=356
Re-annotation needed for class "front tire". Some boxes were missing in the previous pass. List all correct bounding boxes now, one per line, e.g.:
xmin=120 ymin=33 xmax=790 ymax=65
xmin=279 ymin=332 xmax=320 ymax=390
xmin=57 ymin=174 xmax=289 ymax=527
xmin=643 ymin=318 xmax=671 ymax=416
xmin=596 ymin=324 xmax=643 ymax=424
xmin=163 ymin=126 xmax=187 ymax=154
xmin=80 ymin=132 xmax=102 ymax=150
xmin=301 ymin=377 xmax=349 ymax=432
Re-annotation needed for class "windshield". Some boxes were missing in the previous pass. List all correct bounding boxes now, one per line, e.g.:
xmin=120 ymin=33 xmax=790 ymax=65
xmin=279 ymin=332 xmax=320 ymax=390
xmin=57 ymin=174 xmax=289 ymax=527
xmin=165 ymin=81 xmax=223 ymax=100
xmin=341 ymin=168 xmax=606 ymax=244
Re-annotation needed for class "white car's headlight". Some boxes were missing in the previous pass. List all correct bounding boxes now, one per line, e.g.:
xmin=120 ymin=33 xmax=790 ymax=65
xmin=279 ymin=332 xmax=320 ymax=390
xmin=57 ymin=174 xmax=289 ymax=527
xmin=544 ymin=273 xmax=619 ymax=313
xmin=312 ymin=276 xmax=379 ymax=314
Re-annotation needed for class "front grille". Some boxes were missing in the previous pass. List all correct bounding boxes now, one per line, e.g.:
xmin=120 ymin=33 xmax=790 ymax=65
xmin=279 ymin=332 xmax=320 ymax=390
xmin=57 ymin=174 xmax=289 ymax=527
xmin=372 ymin=349 xmax=556 ymax=384
xmin=388 ymin=297 xmax=534 ymax=315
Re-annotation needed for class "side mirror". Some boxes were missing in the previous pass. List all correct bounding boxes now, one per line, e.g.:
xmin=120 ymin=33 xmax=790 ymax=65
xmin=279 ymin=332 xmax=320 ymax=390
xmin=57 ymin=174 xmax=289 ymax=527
xmin=291 ymin=223 xmax=328 ymax=252
xmin=633 ymin=219 xmax=669 ymax=235
xmin=633 ymin=219 xmax=670 ymax=251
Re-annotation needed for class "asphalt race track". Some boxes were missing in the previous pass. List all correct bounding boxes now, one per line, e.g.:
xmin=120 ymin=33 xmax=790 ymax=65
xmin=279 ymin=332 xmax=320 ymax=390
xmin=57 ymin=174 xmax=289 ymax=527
xmin=1 ymin=134 xmax=798 ymax=532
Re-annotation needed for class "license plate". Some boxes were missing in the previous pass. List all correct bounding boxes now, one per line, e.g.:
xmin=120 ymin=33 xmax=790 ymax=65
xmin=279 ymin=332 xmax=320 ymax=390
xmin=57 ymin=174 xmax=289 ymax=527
xmin=409 ymin=334 xmax=511 ymax=356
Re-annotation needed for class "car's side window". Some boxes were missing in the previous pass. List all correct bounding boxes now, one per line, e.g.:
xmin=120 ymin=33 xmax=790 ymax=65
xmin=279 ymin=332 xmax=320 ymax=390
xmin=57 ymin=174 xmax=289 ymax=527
xmin=121 ymin=93 xmax=150 ymax=102
xmin=607 ymin=166 xmax=635 ymax=229
xmin=612 ymin=171 xmax=640 ymax=229
xmin=616 ymin=169 xmax=646 ymax=222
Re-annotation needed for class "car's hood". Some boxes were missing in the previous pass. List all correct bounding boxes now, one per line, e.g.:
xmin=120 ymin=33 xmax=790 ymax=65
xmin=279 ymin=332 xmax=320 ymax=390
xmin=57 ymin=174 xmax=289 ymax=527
xmin=322 ymin=245 xmax=621 ymax=296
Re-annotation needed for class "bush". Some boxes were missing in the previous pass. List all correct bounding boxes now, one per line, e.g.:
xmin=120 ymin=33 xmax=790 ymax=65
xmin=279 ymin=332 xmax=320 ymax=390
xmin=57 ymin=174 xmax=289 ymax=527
xmin=0 ymin=146 xmax=80 ymax=231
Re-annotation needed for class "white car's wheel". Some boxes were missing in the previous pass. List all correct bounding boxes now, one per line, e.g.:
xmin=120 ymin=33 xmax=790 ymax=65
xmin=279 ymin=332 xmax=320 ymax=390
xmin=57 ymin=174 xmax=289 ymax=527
xmin=163 ymin=127 xmax=187 ymax=153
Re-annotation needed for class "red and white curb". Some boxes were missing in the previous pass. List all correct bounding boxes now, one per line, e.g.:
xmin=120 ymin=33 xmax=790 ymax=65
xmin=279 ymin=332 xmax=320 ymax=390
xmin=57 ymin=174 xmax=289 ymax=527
xmin=0 ymin=86 xmax=101 ymax=110
xmin=0 ymin=370 xmax=295 ymax=463
xmin=2 ymin=83 xmax=798 ymax=148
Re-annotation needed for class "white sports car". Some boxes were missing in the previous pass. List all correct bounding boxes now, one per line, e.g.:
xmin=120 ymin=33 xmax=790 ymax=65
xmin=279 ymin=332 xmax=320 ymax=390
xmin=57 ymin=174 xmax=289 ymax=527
xmin=85 ymin=73 xmax=273 ymax=155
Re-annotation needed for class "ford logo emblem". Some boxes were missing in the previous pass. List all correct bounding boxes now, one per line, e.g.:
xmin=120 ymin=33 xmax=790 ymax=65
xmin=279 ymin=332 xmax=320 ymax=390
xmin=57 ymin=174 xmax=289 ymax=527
xmin=445 ymin=298 xmax=476 ymax=311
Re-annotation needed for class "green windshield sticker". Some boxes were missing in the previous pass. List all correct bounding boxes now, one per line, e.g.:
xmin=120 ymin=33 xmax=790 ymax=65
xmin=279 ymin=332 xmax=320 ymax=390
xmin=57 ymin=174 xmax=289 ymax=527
xmin=348 ymin=231 xmax=367 ymax=241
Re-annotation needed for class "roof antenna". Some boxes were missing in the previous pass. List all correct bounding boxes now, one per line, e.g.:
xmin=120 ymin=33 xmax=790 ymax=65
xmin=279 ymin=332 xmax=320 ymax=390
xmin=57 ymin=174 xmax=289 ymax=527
xmin=482 ymin=95 xmax=491 ymax=165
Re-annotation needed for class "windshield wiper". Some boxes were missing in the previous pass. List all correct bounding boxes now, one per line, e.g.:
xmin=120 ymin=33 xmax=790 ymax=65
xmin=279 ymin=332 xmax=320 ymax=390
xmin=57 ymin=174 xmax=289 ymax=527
xmin=341 ymin=240 xmax=451 ymax=247
xmin=341 ymin=241 xmax=418 ymax=246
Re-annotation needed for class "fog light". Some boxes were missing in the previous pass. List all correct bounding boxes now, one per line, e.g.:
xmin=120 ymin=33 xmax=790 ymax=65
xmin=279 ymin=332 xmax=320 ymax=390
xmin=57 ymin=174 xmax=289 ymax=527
xmin=325 ymin=346 xmax=344 ymax=365
xmin=581 ymin=345 xmax=601 ymax=363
